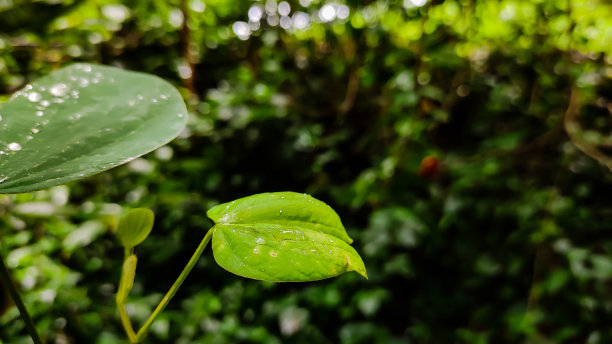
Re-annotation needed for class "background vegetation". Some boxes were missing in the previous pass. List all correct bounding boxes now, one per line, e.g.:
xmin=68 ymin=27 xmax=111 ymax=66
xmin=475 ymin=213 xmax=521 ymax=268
xmin=2 ymin=0 xmax=612 ymax=343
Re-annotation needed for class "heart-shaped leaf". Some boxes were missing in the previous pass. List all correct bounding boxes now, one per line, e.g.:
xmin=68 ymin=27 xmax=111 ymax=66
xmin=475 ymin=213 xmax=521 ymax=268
xmin=117 ymin=208 xmax=155 ymax=248
xmin=207 ymin=192 xmax=353 ymax=243
xmin=0 ymin=63 xmax=187 ymax=194
xmin=207 ymin=192 xmax=367 ymax=282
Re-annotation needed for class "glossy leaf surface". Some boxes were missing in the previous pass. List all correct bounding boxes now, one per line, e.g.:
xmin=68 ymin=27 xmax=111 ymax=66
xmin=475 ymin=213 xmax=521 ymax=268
xmin=0 ymin=63 xmax=187 ymax=193
xmin=117 ymin=208 xmax=155 ymax=248
xmin=207 ymin=192 xmax=353 ymax=243
xmin=208 ymin=192 xmax=367 ymax=282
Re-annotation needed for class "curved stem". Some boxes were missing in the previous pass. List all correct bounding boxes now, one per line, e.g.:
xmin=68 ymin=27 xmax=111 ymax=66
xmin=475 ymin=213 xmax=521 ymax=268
xmin=0 ymin=254 xmax=44 ymax=344
xmin=117 ymin=248 xmax=138 ymax=343
xmin=118 ymin=305 xmax=138 ymax=343
xmin=136 ymin=227 xmax=214 ymax=342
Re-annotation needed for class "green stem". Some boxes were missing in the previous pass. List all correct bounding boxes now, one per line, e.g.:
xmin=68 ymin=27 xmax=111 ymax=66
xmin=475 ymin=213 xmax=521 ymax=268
xmin=117 ymin=248 xmax=138 ymax=343
xmin=118 ymin=305 xmax=138 ymax=343
xmin=0 ymin=254 xmax=44 ymax=344
xmin=135 ymin=227 xmax=214 ymax=342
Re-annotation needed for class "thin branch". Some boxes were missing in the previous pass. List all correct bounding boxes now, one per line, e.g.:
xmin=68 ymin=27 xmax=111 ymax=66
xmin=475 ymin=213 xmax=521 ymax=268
xmin=0 ymin=254 xmax=44 ymax=344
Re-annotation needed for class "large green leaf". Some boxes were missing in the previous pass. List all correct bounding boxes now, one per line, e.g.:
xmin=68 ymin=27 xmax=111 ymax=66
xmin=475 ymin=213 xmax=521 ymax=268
xmin=207 ymin=192 xmax=367 ymax=282
xmin=0 ymin=63 xmax=187 ymax=194
xmin=207 ymin=192 xmax=353 ymax=243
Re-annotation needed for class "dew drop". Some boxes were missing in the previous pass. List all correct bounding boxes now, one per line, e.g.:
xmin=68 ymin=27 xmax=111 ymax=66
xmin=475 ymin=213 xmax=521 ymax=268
xmin=7 ymin=142 xmax=22 ymax=151
xmin=36 ymin=111 xmax=44 ymax=117
xmin=177 ymin=113 xmax=184 ymax=118
xmin=32 ymin=128 xmax=40 ymax=134
xmin=160 ymin=94 xmax=168 ymax=100
xmin=270 ymin=252 xmax=278 ymax=257
xmin=256 ymin=237 xmax=266 ymax=244
xmin=279 ymin=209 xmax=283 ymax=215
xmin=27 ymin=92 xmax=42 ymax=102
xmin=137 ymin=95 xmax=143 ymax=100
xmin=49 ymin=83 xmax=68 ymax=97
xmin=0 ymin=176 xmax=7 ymax=184
xmin=0 ymin=115 xmax=2 ymax=121
xmin=253 ymin=248 xmax=260 ymax=254
xmin=26 ymin=135 xmax=33 ymax=140
xmin=40 ymin=100 xmax=51 ymax=107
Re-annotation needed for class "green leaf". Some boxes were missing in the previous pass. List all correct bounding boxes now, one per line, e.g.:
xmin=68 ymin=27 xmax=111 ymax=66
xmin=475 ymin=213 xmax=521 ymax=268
xmin=212 ymin=224 xmax=367 ymax=282
xmin=116 ymin=254 xmax=137 ymax=304
xmin=117 ymin=208 xmax=155 ymax=248
xmin=207 ymin=192 xmax=367 ymax=282
xmin=0 ymin=63 xmax=187 ymax=194
xmin=207 ymin=191 xmax=353 ymax=243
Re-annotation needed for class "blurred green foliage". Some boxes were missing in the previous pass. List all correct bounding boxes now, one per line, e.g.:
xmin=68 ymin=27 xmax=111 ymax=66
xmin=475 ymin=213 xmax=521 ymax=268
xmin=2 ymin=0 xmax=612 ymax=343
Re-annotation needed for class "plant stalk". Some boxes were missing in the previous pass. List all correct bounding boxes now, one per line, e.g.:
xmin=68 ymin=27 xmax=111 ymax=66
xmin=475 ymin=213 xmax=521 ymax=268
xmin=118 ymin=305 xmax=138 ymax=343
xmin=135 ymin=227 xmax=214 ymax=342
xmin=117 ymin=247 xmax=138 ymax=343
xmin=0 ymin=254 xmax=44 ymax=344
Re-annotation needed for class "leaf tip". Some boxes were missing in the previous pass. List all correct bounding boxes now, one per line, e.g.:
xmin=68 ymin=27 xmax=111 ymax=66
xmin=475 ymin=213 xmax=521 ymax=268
xmin=354 ymin=266 xmax=368 ymax=280
xmin=347 ymin=255 xmax=368 ymax=280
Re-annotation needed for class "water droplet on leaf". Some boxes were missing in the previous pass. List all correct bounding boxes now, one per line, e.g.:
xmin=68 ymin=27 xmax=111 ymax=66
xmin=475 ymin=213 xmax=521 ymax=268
xmin=49 ymin=83 xmax=68 ymax=97
xmin=7 ymin=142 xmax=22 ymax=151
xmin=27 ymin=92 xmax=42 ymax=102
